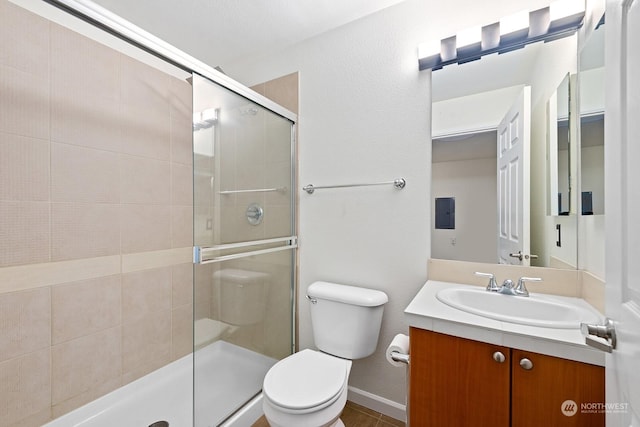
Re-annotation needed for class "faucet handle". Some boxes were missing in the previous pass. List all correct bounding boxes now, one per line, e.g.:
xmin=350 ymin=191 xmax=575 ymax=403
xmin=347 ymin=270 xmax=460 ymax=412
xmin=475 ymin=272 xmax=500 ymax=292
xmin=514 ymin=277 xmax=542 ymax=296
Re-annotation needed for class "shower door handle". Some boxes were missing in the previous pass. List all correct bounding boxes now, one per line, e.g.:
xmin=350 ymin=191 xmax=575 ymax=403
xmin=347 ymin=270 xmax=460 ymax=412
xmin=193 ymin=236 xmax=297 ymax=264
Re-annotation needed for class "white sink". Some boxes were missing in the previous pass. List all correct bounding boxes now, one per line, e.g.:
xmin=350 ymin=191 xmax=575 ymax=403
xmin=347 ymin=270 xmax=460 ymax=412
xmin=436 ymin=287 xmax=601 ymax=329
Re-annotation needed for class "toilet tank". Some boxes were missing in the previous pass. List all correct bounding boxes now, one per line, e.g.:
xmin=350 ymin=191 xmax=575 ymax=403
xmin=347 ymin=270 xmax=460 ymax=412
xmin=307 ymin=281 xmax=388 ymax=359
xmin=215 ymin=268 xmax=269 ymax=325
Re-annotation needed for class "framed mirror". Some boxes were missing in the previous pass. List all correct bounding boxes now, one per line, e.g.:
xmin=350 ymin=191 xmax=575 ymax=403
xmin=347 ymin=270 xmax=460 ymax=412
xmin=431 ymin=32 xmax=579 ymax=268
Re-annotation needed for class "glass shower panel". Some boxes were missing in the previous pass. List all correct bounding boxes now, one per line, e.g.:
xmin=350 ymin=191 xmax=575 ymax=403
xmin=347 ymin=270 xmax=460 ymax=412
xmin=193 ymin=76 xmax=294 ymax=247
xmin=192 ymin=73 xmax=295 ymax=426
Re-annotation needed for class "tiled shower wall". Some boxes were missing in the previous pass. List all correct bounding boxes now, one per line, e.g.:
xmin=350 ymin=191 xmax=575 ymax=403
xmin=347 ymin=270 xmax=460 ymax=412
xmin=0 ymin=1 xmax=193 ymax=426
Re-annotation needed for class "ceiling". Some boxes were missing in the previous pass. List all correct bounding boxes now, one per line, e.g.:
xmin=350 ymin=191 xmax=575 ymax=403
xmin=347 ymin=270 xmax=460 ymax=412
xmin=90 ymin=0 xmax=408 ymax=69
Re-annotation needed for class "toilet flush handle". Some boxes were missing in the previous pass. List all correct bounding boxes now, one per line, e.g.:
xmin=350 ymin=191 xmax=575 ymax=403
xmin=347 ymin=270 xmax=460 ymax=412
xmin=306 ymin=295 xmax=317 ymax=304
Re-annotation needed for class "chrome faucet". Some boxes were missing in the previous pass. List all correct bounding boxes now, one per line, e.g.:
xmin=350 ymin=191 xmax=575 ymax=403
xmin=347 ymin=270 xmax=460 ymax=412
xmin=474 ymin=272 xmax=542 ymax=297
xmin=474 ymin=272 xmax=500 ymax=292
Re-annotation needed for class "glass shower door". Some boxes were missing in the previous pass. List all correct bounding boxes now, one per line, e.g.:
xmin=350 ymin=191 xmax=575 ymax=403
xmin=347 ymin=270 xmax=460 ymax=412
xmin=191 ymin=73 xmax=296 ymax=426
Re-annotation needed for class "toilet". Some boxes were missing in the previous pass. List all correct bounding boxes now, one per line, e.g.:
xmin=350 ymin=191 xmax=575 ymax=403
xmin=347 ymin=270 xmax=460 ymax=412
xmin=193 ymin=269 xmax=269 ymax=349
xmin=262 ymin=281 xmax=388 ymax=427
xmin=215 ymin=268 xmax=269 ymax=326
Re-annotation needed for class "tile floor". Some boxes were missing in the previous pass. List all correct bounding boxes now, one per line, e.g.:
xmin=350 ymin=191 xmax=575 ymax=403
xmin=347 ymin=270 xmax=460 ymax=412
xmin=252 ymin=400 xmax=405 ymax=427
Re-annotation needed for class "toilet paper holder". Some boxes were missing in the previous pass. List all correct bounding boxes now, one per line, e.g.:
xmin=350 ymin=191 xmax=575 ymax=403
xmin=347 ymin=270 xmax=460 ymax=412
xmin=390 ymin=351 xmax=409 ymax=364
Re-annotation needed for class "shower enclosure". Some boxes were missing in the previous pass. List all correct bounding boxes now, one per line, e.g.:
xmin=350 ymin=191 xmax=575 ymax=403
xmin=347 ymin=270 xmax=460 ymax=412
xmin=191 ymin=74 xmax=297 ymax=426
xmin=0 ymin=0 xmax=296 ymax=425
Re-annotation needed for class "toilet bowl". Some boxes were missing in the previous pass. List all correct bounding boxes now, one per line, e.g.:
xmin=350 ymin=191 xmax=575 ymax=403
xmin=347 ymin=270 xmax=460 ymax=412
xmin=262 ymin=281 xmax=388 ymax=427
xmin=262 ymin=349 xmax=352 ymax=427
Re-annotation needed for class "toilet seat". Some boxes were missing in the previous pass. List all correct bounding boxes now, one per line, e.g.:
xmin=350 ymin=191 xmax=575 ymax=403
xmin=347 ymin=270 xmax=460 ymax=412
xmin=263 ymin=349 xmax=350 ymax=414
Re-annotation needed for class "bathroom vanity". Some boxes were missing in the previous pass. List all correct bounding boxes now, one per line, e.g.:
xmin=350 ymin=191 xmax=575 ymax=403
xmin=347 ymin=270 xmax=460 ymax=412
xmin=405 ymin=280 xmax=605 ymax=426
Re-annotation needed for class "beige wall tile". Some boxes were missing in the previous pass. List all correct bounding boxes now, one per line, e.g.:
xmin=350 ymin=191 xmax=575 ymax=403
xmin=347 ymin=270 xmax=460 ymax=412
xmin=249 ymin=82 xmax=266 ymax=96
xmin=0 ymin=65 xmax=49 ymax=141
xmin=50 ymin=24 xmax=120 ymax=101
xmin=51 ymin=327 xmax=121 ymax=405
xmin=120 ymin=104 xmax=170 ymax=161
xmin=263 ymin=72 xmax=299 ymax=114
xmin=52 ymin=275 xmax=121 ymax=345
xmin=50 ymin=24 xmax=121 ymax=152
xmin=51 ymin=203 xmax=120 ymax=261
xmin=172 ymin=263 xmax=193 ymax=307
xmin=218 ymin=131 xmax=237 ymax=195
xmin=265 ymin=205 xmax=293 ymax=237
xmin=219 ymin=207 xmax=241 ymax=244
xmin=120 ymin=56 xmax=171 ymax=161
xmin=171 ymin=162 xmax=193 ymax=206
xmin=194 ymin=264 xmax=213 ymax=320
xmin=265 ymin=117 xmax=293 ymax=165
xmin=194 ymin=205 xmax=215 ymax=248
xmin=122 ymin=267 xmax=171 ymax=324
xmin=121 ymin=310 xmax=171 ymax=384
xmin=120 ymin=55 xmax=170 ymax=109
xmin=194 ymin=172 xmax=214 ymax=208
xmin=6 ymin=408 xmax=52 ymax=427
xmin=236 ymin=134 xmax=266 ymax=192
xmin=222 ymin=203 xmax=265 ymax=243
xmin=265 ymin=160 xmax=292 ymax=206
xmin=172 ymin=205 xmax=193 ymax=248
xmin=51 ymin=143 xmax=120 ymax=203
xmin=0 ymin=4 xmax=199 ymax=424
xmin=0 ymin=201 xmax=49 ymax=267
xmin=121 ymin=204 xmax=171 ymax=253
xmin=50 ymin=88 xmax=121 ymax=152
xmin=171 ymin=304 xmax=193 ymax=360
xmin=121 ymin=247 xmax=192 ymax=273
xmin=0 ymin=133 xmax=49 ymax=202
xmin=52 ymin=376 xmax=120 ymax=420
xmin=170 ymin=77 xmax=193 ymax=166
xmin=0 ymin=349 xmax=51 ymax=427
xmin=120 ymin=155 xmax=171 ymax=205
xmin=0 ymin=287 xmax=50 ymax=362
xmin=0 ymin=255 xmax=120 ymax=295
xmin=0 ymin=1 xmax=49 ymax=77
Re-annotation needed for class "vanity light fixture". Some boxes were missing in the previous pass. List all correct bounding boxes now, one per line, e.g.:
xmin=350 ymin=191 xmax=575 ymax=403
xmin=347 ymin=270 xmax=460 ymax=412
xmin=418 ymin=0 xmax=585 ymax=70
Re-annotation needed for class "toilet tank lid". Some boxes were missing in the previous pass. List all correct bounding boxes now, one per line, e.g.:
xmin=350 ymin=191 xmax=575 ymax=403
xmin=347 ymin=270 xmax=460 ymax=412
xmin=307 ymin=281 xmax=388 ymax=307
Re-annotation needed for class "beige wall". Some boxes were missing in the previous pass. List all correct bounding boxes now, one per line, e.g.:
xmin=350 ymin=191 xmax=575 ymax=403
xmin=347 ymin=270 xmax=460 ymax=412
xmin=0 ymin=1 xmax=193 ymax=425
xmin=431 ymin=154 xmax=497 ymax=263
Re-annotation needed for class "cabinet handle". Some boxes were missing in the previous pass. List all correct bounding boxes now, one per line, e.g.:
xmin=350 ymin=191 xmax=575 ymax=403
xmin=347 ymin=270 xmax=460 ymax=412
xmin=520 ymin=358 xmax=533 ymax=370
xmin=492 ymin=351 xmax=506 ymax=363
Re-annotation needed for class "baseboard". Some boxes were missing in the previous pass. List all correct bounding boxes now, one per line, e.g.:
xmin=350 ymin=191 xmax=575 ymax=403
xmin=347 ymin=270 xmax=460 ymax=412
xmin=347 ymin=386 xmax=407 ymax=422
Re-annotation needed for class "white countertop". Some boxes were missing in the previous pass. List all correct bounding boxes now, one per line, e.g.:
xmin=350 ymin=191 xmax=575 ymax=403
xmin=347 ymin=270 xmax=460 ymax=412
xmin=404 ymin=280 xmax=606 ymax=366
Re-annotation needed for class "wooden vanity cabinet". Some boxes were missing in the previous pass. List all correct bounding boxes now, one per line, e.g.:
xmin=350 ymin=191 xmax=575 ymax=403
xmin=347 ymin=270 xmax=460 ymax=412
xmin=408 ymin=327 xmax=605 ymax=427
xmin=511 ymin=348 xmax=605 ymax=427
xmin=408 ymin=327 xmax=511 ymax=426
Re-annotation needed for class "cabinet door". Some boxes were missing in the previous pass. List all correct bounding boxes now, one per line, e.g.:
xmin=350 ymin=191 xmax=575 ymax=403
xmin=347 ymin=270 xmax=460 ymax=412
xmin=409 ymin=328 xmax=510 ymax=426
xmin=511 ymin=349 xmax=605 ymax=427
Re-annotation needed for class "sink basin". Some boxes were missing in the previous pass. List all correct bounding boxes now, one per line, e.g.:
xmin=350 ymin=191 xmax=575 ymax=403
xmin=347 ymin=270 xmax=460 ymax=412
xmin=436 ymin=287 xmax=601 ymax=329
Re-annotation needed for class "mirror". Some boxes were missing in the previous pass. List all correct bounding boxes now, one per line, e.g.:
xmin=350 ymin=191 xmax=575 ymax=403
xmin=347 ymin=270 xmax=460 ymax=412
xmin=548 ymin=73 xmax=572 ymax=217
xmin=431 ymin=33 xmax=579 ymax=268
xmin=578 ymin=15 xmax=605 ymax=279
xmin=545 ymin=72 xmax=580 ymax=269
